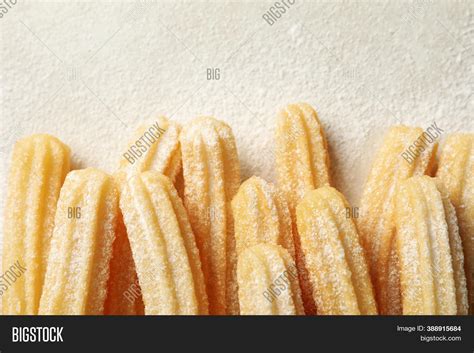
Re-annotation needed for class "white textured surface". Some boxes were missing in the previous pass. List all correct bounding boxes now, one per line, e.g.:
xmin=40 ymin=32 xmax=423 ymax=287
xmin=0 ymin=0 xmax=473 ymax=244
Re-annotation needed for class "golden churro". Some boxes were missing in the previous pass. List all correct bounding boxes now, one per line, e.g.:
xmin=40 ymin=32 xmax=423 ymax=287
xmin=275 ymin=102 xmax=330 ymax=210
xmin=2 ymin=134 xmax=70 ymax=315
xmin=436 ymin=134 xmax=474 ymax=314
xmin=107 ymin=117 xmax=180 ymax=315
xmin=437 ymin=180 xmax=469 ymax=315
xmin=237 ymin=244 xmax=304 ymax=315
xmin=358 ymin=126 xmax=437 ymax=314
xmin=395 ymin=176 xmax=468 ymax=315
xmin=39 ymin=168 xmax=118 ymax=315
xmin=104 ymin=213 xmax=144 ymax=315
xmin=180 ymin=117 xmax=241 ymax=315
xmin=275 ymin=102 xmax=330 ymax=314
xmin=120 ymin=172 xmax=208 ymax=315
xmin=296 ymin=186 xmax=377 ymax=315
xmin=118 ymin=116 xmax=181 ymax=182
xmin=231 ymin=176 xmax=294 ymax=258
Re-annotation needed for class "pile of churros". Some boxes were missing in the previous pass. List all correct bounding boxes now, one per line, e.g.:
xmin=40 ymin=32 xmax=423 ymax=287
xmin=2 ymin=103 xmax=473 ymax=315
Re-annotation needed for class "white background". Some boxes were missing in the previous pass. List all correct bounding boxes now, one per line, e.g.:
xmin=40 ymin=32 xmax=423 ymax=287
xmin=0 ymin=0 xmax=472 ymax=245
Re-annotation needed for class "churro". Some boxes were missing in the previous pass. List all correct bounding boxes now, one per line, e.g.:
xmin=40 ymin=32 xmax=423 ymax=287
xmin=104 ymin=213 xmax=144 ymax=315
xmin=275 ymin=102 xmax=330 ymax=210
xmin=358 ymin=126 xmax=437 ymax=314
xmin=180 ymin=117 xmax=241 ymax=315
xmin=39 ymin=168 xmax=118 ymax=315
xmin=275 ymin=102 xmax=330 ymax=314
xmin=106 ymin=117 xmax=180 ymax=315
xmin=237 ymin=244 xmax=304 ymax=315
xmin=395 ymin=176 xmax=468 ymax=315
xmin=118 ymin=116 xmax=181 ymax=182
xmin=296 ymin=186 xmax=377 ymax=315
xmin=119 ymin=172 xmax=208 ymax=315
xmin=2 ymin=134 xmax=70 ymax=315
xmin=436 ymin=134 xmax=474 ymax=314
xmin=231 ymin=176 xmax=294 ymax=258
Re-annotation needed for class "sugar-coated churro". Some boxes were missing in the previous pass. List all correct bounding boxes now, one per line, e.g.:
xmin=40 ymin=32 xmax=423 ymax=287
xmin=275 ymin=102 xmax=330 ymax=211
xmin=108 ymin=117 xmax=180 ymax=315
xmin=275 ymin=102 xmax=330 ymax=314
xmin=436 ymin=180 xmax=469 ymax=315
xmin=104 ymin=213 xmax=144 ymax=315
xmin=118 ymin=116 xmax=181 ymax=183
xmin=231 ymin=176 xmax=295 ymax=258
xmin=436 ymin=134 xmax=473 ymax=314
xmin=237 ymin=244 xmax=304 ymax=315
xmin=39 ymin=168 xmax=118 ymax=315
xmin=358 ymin=126 xmax=437 ymax=314
xmin=296 ymin=186 xmax=377 ymax=315
xmin=180 ymin=117 xmax=241 ymax=315
xmin=2 ymin=134 xmax=70 ymax=315
xmin=395 ymin=176 xmax=468 ymax=315
xmin=120 ymin=172 xmax=208 ymax=315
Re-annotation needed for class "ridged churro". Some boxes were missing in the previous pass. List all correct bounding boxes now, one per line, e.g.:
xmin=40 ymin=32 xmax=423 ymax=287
xmin=120 ymin=172 xmax=208 ymax=315
xmin=437 ymin=180 xmax=469 ymax=315
xmin=275 ymin=102 xmax=330 ymax=314
xmin=436 ymin=134 xmax=474 ymax=314
xmin=231 ymin=176 xmax=295 ymax=258
xmin=118 ymin=116 xmax=181 ymax=182
xmin=395 ymin=176 xmax=468 ymax=315
xmin=296 ymin=186 xmax=377 ymax=315
xmin=104 ymin=213 xmax=144 ymax=315
xmin=275 ymin=102 xmax=330 ymax=210
xmin=358 ymin=126 xmax=437 ymax=314
xmin=39 ymin=168 xmax=118 ymax=315
xmin=2 ymin=134 xmax=70 ymax=315
xmin=237 ymin=244 xmax=304 ymax=315
xmin=106 ymin=117 xmax=180 ymax=315
xmin=180 ymin=117 xmax=241 ymax=315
